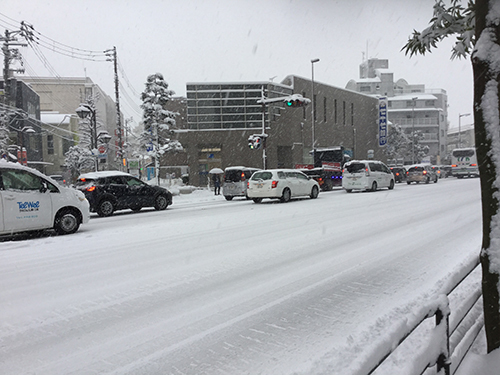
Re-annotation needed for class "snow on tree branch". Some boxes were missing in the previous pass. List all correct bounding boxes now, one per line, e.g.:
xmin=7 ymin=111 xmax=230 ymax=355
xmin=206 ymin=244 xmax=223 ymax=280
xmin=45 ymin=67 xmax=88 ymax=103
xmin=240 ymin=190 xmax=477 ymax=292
xmin=402 ymin=0 xmax=476 ymax=59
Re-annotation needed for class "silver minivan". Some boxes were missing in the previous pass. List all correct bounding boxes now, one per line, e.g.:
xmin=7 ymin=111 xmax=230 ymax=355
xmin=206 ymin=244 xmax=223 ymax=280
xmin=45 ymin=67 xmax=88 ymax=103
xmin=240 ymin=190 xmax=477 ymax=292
xmin=222 ymin=166 xmax=260 ymax=200
xmin=342 ymin=160 xmax=395 ymax=192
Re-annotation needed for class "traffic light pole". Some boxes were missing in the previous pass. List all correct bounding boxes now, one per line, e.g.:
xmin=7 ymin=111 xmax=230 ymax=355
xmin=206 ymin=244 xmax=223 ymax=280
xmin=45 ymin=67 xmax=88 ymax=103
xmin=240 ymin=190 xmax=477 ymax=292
xmin=261 ymin=87 xmax=267 ymax=170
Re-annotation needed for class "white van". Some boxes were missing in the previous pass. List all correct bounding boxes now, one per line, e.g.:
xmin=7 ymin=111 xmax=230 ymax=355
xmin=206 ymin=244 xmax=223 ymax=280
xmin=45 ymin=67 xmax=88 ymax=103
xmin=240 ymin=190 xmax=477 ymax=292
xmin=222 ymin=166 xmax=260 ymax=200
xmin=342 ymin=160 xmax=395 ymax=192
xmin=0 ymin=160 xmax=90 ymax=236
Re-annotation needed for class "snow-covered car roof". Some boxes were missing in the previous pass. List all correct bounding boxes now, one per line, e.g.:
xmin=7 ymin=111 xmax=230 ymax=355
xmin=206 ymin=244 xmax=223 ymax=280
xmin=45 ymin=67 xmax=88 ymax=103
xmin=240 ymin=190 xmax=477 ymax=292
xmin=0 ymin=159 xmax=61 ymax=186
xmin=78 ymin=170 xmax=132 ymax=179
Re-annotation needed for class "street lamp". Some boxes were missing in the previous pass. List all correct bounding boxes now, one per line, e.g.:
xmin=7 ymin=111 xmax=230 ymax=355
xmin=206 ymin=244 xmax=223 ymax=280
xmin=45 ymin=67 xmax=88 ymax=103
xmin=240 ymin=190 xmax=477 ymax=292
xmin=411 ymin=96 xmax=418 ymax=164
xmin=76 ymin=103 xmax=97 ymax=151
xmin=311 ymin=58 xmax=320 ymax=165
xmin=458 ymin=113 xmax=471 ymax=148
xmin=97 ymin=131 xmax=112 ymax=171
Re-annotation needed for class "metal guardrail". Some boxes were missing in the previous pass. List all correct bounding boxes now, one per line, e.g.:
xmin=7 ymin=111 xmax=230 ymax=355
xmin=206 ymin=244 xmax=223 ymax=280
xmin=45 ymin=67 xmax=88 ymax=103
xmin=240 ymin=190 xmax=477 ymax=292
xmin=364 ymin=256 xmax=483 ymax=375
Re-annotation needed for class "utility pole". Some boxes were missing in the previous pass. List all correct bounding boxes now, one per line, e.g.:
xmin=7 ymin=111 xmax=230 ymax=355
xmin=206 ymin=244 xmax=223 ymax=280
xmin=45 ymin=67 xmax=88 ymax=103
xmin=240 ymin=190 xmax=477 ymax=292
xmin=1 ymin=28 xmax=26 ymax=107
xmin=105 ymin=46 xmax=123 ymax=169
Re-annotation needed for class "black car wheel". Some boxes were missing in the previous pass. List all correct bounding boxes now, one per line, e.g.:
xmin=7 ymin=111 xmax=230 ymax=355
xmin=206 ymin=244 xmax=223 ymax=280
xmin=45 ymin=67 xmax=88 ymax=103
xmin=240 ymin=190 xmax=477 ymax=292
xmin=310 ymin=185 xmax=319 ymax=199
xmin=371 ymin=181 xmax=377 ymax=192
xmin=252 ymin=198 xmax=262 ymax=203
xmin=97 ymin=199 xmax=114 ymax=217
xmin=225 ymin=196 xmax=233 ymax=201
xmin=154 ymin=194 xmax=169 ymax=210
xmin=54 ymin=209 xmax=80 ymax=235
xmin=280 ymin=188 xmax=291 ymax=203
xmin=389 ymin=180 xmax=395 ymax=190
xmin=131 ymin=206 xmax=142 ymax=212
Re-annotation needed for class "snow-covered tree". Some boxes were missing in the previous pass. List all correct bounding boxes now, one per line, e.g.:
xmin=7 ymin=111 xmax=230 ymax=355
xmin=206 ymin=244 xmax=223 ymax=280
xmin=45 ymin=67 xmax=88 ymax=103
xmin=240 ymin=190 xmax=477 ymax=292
xmin=0 ymin=112 xmax=10 ymax=158
xmin=140 ymin=73 xmax=182 ymax=183
xmin=384 ymin=124 xmax=410 ymax=162
xmin=64 ymin=145 xmax=95 ymax=181
xmin=403 ymin=0 xmax=500 ymax=353
xmin=409 ymin=130 xmax=431 ymax=163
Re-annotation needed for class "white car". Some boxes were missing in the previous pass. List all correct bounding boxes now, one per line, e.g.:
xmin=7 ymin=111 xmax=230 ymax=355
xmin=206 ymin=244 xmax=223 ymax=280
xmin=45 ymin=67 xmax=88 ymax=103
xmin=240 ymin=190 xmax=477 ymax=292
xmin=247 ymin=169 xmax=320 ymax=203
xmin=342 ymin=160 xmax=395 ymax=192
xmin=0 ymin=160 xmax=90 ymax=236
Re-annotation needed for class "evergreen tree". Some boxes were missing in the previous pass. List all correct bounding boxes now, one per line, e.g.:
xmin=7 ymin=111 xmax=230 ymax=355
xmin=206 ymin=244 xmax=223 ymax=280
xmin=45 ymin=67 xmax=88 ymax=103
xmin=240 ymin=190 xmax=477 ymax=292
xmin=384 ymin=124 xmax=410 ymax=163
xmin=140 ymin=73 xmax=182 ymax=183
xmin=404 ymin=0 xmax=500 ymax=353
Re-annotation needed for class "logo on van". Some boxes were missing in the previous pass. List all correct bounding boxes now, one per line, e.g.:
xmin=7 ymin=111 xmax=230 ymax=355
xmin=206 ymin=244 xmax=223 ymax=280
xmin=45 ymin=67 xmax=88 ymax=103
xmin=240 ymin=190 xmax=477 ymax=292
xmin=17 ymin=201 xmax=40 ymax=212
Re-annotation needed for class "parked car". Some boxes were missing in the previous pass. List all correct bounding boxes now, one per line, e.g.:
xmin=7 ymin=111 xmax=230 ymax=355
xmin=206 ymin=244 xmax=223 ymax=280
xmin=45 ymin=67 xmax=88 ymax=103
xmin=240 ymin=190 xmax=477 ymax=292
xmin=247 ymin=169 xmax=320 ymax=203
xmin=222 ymin=166 xmax=260 ymax=200
xmin=342 ymin=160 xmax=395 ymax=192
xmin=406 ymin=165 xmax=438 ymax=184
xmin=75 ymin=171 xmax=172 ymax=217
xmin=390 ymin=166 xmax=407 ymax=183
xmin=0 ymin=160 xmax=90 ymax=236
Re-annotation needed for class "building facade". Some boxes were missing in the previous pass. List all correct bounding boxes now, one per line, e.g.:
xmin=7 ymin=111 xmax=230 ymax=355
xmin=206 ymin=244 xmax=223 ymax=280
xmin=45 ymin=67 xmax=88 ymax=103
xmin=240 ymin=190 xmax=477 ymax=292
xmin=20 ymin=76 xmax=121 ymax=170
xmin=447 ymin=123 xmax=475 ymax=152
xmin=165 ymin=76 xmax=381 ymax=186
xmin=346 ymin=58 xmax=448 ymax=164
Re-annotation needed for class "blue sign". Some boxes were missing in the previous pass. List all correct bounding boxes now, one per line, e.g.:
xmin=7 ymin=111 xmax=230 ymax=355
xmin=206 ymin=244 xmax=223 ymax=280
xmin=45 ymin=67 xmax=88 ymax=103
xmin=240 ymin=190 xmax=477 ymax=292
xmin=146 ymin=143 xmax=154 ymax=152
xmin=378 ymin=97 xmax=388 ymax=147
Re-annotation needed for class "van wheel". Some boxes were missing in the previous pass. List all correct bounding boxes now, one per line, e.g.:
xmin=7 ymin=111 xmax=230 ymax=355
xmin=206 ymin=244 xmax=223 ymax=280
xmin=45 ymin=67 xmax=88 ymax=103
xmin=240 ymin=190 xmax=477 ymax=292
xmin=389 ymin=180 xmax=394 ymax=190
xmin=54 ymin=209 xmax=80 ymax=235
xmin=426 ymin=177 xmax=430 ymax=184
xmin=97 ymin=199 xmax=114 ymax=217
xmin=371 ymin=181 xmax=377 ymax=192
xmin=252 ymin=198 xmax=262 ymax=203
xmin=225 ymin=196 xmax=233 ymax=201
xmin=310 ymin=185 xmax=319 ymax=199
xmin=407 ymin=181 xmax=411 ymax=185
xmin=345 ymin=189 xmax=352 ymax=193
xmin=434 ymin=176 xmax=438 ymax=183
xmin=280 ymin=188 xmax=291 ymax=203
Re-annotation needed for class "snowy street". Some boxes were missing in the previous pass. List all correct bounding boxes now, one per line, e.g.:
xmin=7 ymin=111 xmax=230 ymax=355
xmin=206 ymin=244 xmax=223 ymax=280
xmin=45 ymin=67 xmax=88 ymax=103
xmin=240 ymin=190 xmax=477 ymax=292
xmin=0 ymin=178 xmax=481 ymax=374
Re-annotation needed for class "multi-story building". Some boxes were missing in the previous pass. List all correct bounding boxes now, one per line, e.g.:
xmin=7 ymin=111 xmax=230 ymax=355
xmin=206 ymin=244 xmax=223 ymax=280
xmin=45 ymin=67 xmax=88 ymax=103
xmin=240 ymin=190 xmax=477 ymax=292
xmin=40 ymin=112 xmax=79 ymax=177
xmin=346 ymin=58 xmax=448 ymax=164
xmin=20 ymin=76 xmax=120 ymax=169
xmin=165 ymin=76 xmax=381 ymax=186
xmin=1 ymin=78 xmax=44 ymax=168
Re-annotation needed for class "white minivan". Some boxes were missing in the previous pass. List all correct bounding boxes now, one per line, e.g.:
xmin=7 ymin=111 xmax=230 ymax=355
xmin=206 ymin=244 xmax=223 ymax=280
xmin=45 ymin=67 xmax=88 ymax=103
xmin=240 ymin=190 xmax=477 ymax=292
xmin=0 ymin=160 xmax=90 ymax=236
xmin=342 ymin=160 xmax=395 ymax=192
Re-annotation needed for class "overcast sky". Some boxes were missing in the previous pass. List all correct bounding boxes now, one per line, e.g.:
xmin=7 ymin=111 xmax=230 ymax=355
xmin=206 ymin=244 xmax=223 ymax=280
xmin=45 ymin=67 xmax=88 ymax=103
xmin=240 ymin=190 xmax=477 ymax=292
xmin=2 ymin=0 xmax=474 ymax=131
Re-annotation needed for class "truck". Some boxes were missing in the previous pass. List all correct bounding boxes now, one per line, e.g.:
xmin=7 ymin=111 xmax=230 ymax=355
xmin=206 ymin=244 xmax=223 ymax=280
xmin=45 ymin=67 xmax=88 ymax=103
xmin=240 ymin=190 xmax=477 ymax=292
xmin=295 ymin=146 xmax=350 ymax=191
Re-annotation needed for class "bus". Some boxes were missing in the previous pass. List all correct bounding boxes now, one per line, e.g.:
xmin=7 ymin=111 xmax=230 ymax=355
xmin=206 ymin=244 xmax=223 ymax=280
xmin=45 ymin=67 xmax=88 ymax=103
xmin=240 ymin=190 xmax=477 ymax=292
xmin=451 ymin=147 xmax=479 ymax=178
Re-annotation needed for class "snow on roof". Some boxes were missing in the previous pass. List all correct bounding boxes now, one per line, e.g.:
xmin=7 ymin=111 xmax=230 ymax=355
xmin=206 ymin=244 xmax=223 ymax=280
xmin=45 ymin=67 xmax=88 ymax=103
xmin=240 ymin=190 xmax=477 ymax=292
xmin=388 ymin=108 xmax=443 ymax=113
xmin=355 ymin=77 xmax=381 ymax=83
xmin=390 ymin=94 xmax=437 ymax=101
xmin=0 ymin=159 xmax=59 ymax=184
xmin=41 ymin=112 xmax=75 ymax=124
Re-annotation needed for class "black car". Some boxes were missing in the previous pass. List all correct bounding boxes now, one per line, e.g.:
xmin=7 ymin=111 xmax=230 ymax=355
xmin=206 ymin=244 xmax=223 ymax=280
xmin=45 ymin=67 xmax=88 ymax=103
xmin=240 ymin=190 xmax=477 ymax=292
xmin=75 ymin=171 xmax=172 ymax=217
xmin=390 ymin=166 xmax=407 ymax=183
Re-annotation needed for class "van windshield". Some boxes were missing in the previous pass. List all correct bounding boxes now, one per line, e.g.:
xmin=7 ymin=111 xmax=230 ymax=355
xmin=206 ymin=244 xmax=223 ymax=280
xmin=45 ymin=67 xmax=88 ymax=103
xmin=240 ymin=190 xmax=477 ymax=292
xmin=345 ymin=163 xmax=366 ymax=174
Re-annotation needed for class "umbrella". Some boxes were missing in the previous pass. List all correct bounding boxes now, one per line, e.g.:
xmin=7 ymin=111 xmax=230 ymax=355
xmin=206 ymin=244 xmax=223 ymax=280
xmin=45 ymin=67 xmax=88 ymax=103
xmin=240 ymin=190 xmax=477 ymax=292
xmin=209 ymin=168 xmax=224 ymax=174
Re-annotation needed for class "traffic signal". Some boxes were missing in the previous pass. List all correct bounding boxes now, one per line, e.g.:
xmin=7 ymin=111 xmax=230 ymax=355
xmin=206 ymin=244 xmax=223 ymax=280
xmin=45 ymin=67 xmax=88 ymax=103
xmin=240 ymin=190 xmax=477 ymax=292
xmin=286 ymin=98 xmax=305 ymax=107
xmin=253 ymin=136 xmax=262 ymax=149
xmin=248 ymin=135 xmax=255 ymax=149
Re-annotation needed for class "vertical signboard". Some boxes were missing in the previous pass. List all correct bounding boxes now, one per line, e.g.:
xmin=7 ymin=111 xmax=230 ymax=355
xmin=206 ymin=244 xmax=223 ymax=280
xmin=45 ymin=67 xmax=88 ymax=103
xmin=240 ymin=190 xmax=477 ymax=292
xmin=378 ymin=97 xmax=388 ymax=147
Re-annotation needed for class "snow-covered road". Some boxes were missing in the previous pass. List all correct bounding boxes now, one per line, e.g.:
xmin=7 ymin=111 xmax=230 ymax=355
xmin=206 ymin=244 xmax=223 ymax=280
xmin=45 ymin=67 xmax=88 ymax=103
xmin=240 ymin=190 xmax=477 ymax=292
xmin=0 ymin=178 xmax=481 ymax=374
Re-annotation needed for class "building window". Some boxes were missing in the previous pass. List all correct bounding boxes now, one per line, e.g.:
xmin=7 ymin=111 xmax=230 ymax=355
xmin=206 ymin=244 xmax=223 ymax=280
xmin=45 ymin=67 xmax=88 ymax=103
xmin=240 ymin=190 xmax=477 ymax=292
xmin=343 ymin=101 xmax=346 ymax=126
xmin=302 ymin=91 xmax=307 ymax=120
xmin=334 ymin=99 xmax=337 ymax=124
xmin=351 ymin=103 xmax=354 ymax=126
xmin=360 ymin=86 xmax=371 ymax=92
xmin=47 ymin=134 xmax=54 ymax=155
xmin=323 ymin=97 xmax=327 ymax=123
xmin=425 ymin=100 xmax=435 ymax=106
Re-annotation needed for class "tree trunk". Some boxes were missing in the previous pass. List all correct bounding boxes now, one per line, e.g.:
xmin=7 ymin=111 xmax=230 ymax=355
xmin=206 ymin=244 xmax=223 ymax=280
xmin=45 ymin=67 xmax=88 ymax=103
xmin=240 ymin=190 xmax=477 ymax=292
xmin=474 ymin=0 xmax=500 ymax=353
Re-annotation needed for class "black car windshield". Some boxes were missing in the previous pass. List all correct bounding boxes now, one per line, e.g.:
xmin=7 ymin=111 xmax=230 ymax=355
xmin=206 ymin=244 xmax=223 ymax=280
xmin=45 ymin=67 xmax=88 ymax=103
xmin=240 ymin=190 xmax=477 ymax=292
xmin=345 ymin=163 xmax=366 ymax=174
xmin=251 ymin=171 xmax=273 ymax=180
